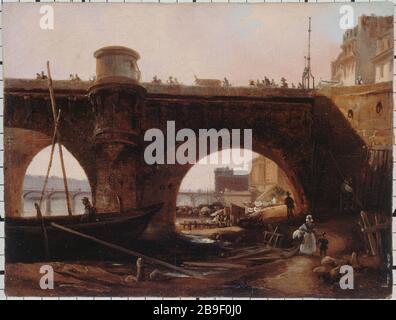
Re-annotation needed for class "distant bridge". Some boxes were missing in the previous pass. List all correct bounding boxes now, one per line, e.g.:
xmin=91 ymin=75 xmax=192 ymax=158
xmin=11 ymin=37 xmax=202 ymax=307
xmin=177 ymin=191 xmax=223 ymax=207
xmin=21 ymin=188 xmax=91 ymax=216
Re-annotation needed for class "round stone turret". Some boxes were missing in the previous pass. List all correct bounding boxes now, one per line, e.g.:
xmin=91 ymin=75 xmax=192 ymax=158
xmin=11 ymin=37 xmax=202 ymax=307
xmin=93 ymin=46 xmax=141 ymax=86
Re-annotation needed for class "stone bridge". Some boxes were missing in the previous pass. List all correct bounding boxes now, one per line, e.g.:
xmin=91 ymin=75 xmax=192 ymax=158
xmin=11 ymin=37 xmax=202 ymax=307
xmin=21 ymin=189 xmax=91 ymax=216
xmin=4 ymin=48 xmax=392 ymax=236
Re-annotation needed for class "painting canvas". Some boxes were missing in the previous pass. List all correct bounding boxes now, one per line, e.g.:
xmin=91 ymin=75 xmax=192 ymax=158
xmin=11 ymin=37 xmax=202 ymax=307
xmin=2 ymin=2 xmax=394 ymax=299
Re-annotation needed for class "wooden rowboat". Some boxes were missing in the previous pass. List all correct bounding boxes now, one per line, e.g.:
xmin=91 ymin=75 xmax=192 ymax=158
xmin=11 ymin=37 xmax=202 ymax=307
xmin=5 ymin=203 xmax=163 ymax=262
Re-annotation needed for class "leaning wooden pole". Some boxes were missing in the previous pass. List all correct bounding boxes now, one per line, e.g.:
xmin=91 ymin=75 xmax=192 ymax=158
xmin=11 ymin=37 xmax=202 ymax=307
xmin=46 ymin=61 xmax=73 ymax=217
xmin=35 ymin=203 xmax=49 ymax=259
xmin=39 ymin=111 xmax=61 ymax=209
xmin=51 ymin=222 xmax=203 ymax=279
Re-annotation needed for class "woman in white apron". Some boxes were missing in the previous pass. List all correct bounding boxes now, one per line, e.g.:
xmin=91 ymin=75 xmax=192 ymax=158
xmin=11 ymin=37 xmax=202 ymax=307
xmin=293 ymin=215 xmax=316 ymax=255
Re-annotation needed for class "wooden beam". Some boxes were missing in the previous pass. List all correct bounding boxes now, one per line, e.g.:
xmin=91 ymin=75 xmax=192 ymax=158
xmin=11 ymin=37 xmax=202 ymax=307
xmin=51 ymin=222 xmax=203 ymax=279
xmin=35 ymin=203 xmax=49 ymax=259
xmin=227 ymin=247 xmax=274 ymax=260
xmin=360 ymin=211 xmax=378 ymax=256
xmin=182 ymin=262 xmax=246 ymax=269
xmin=361 ymin=221 xmax=390 ymax=234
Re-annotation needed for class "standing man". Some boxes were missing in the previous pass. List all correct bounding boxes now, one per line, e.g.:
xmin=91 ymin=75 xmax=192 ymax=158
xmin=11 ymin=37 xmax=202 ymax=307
xmin=340 ymin=178 xmax=354 ymax=214
xmin=284 ymin=191 xmax=295 ymax=220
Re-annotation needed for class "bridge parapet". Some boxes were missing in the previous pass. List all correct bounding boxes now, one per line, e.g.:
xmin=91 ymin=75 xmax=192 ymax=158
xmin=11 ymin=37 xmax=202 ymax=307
xmin=5 ymin=78 xmax=316 ymax=99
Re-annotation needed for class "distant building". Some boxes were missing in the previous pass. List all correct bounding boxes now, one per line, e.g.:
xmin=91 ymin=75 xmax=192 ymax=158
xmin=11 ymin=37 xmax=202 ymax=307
xmin=249 ymin=157 xmax=290 ymax=191
xmin=214 ymin=167 xmax=249 ymax=192
xmin=331 ymin=15 xmax=393 ymax=86
xmin=249 ymin=156 xmax=293 ymax=202
xmin=372 ymin=30 xmax=393 ymax=83
xmin=223 ymin=190 xmax=252 ymax=207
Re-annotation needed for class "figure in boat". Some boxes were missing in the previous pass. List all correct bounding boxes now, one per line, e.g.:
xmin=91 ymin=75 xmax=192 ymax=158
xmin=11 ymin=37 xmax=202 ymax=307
xmin=82 ymin=197 xmax=97 ymax=222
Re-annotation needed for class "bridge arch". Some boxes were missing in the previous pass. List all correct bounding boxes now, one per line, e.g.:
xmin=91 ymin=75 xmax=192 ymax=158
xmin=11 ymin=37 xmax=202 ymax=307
xmin=179 ymin=148 xmax=300 ymax=204
xmin=142 ymin=142 xmax=308 ymax=234
xmin=19 ymin=143 xmax=92 ymax=217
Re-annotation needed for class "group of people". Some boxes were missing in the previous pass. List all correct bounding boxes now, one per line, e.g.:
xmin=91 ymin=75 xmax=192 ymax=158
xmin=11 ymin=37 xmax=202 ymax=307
xmin=249 ymin=77 xmax=277 ymax=88
xmin=36 ymin=72 xmax=82 ymax=81
xmin=69 ymin=74 xmax=81 ymax=81
xmin=293 ymin=214 xmax=329 ymax=257
xmin=36 ymin=71 xmax=48 ymax=80
xmin=211 ymin=209 xmax=231 ymax=226
xmin=152 ymin=76 xmax=232 ymax=87
xmin=248 ymin=77 xmax=303 ymax=89
xmin=151 ymin=76 xmax=181 ymax=85
xmin=284 ymin=192 xmax=329 ymax=257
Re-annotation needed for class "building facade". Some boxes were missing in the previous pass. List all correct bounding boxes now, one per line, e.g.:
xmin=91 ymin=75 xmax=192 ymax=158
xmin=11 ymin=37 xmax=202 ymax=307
xmin=249 ymin=156 xmax=295 ymax=203
xmin=372 ymin=30 xmax=393 ymax=83
xmin=331 ymin=15 xmax=393 ymax=86
xmin=249 ymin=156 xmax=278 ymax=192
xmin=214 ymin=167 xmax=249 ymax=192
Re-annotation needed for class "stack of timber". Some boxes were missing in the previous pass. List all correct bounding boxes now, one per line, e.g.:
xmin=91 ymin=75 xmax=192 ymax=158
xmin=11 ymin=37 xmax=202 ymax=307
xmin=181 ymin=244 xmax=299 ymax=273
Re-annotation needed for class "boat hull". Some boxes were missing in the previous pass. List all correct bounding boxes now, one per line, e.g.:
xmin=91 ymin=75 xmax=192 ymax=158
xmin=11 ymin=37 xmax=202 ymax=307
xmin=5 ymin=203 xmax=163 ymax=262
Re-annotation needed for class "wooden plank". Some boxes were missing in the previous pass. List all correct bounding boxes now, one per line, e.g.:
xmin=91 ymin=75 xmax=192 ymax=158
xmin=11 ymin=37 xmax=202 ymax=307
xmin=374 ymin=213 xmax=383 ymax=255
xmin=267 ymin=226 xmax=279 ymax=247
xmin=247 ymin=246 xmax=299 ymax=262
xmin=227 ymin=247 xmax=274 ymax=260
xmin=228 ymin=245 xmax=263 ymax=253
xmin=360 ymin=211 xmax=377 ymax=256
xmin=51 ymin=222 xmax=203 ymax=279
xmin=361 ymin=221 xmax=390 ymax=234
xmin=182 ymin=262 xmax=246 ymax=269
xmin=247 ymin=256 xmax=279 ymax=262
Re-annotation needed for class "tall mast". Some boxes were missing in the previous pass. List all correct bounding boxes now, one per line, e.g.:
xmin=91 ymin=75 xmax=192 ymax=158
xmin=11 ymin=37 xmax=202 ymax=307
xmin=307 ymin=17 xmax=311 ymax=69
xmin=302 ymin=17 xmax=315 ymax=89
xmin=47 ymin=61 xmax=73 ymax=217
xmin=307 ymin=17 xmax=311 ymax=88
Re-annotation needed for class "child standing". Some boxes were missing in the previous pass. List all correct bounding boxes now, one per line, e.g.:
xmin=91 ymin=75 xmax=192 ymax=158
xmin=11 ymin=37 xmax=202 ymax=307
xmin=317 ymin=232 xmax=329 ymax=257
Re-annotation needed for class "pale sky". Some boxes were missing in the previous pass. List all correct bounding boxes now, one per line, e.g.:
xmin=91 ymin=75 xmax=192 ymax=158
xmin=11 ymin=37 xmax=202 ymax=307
xmin=26 ymin=145 xmax=88 ymax=180
xmin=180 ymin=149 xmax=258 ymax=191
xmin=3 ymin=3 xmax=393 ymax=85
xmin=25 ymin=146 xmax=257 ymax=191
xmin=10 ymin=3 xmax=393 ymax=190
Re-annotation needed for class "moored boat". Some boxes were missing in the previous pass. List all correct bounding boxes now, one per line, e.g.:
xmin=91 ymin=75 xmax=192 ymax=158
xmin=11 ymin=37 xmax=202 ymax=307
xmin=5 ymin=203 xmax=163 ymax=262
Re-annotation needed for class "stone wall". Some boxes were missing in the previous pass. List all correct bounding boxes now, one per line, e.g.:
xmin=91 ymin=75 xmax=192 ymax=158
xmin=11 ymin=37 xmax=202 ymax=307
xmin=319 ymin=81 xmax=393 ymax=150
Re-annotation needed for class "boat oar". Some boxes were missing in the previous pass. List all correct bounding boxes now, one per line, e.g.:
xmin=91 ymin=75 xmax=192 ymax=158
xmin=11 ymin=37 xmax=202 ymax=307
xmin=50 ymin=222 xmax=203 ymax=279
